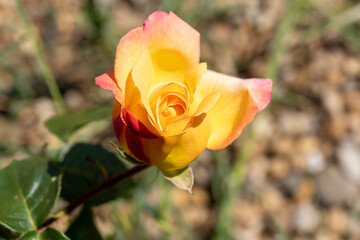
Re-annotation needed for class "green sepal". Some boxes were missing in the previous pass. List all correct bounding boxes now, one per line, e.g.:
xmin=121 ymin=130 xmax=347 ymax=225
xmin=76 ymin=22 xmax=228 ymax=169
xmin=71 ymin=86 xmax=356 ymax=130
xmin=111 ymin=142 xmax=147 ymax=166
xmin=161 ymin=167 xmax=194 ymax=194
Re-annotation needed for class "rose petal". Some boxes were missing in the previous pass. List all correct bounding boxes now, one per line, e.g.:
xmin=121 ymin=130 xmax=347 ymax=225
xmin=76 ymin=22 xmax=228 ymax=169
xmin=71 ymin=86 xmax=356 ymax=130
xmin=113 ymin=101 xmax=210 ymax=170
xmin=121 ymin=73 xmax=161 ymax=136
xmin=196 ymin=70 xmax=272 ymax=150
xmin=184 ymin=62 xmax=207 ymax=96
xmin=193 ymin=91 xmax=220 ymax=116
xmin=114 ymin=27 xmax=145 ymax=104
xmin=121 ymin=106 xmax=159 ymax=139
xmin=95 ymin=69 xmax=122 ymax=103
xmin=244 ymin=78 xmax=273 ymax=111
xmin=114 ymin=11 xmax=200 ymax=105
xmin=131 ymin=49 xmax=157 ymax=124
xmin=162 ymin=116 xmax=193 ymax=136
xmin=112 ymin=101 xmax=151 ymax=164
xmin=112 ymin=100 xmax=124 ymax=140
xmin=143 ymin=11 xmax=200 ymax=65
xmin=143 ymin=113 xmax=211 ymax=170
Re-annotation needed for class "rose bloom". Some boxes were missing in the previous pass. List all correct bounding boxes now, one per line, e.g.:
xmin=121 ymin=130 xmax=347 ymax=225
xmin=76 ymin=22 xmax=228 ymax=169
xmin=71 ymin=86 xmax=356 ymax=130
xmin=96 ymin=11 xmax=272 ymax=171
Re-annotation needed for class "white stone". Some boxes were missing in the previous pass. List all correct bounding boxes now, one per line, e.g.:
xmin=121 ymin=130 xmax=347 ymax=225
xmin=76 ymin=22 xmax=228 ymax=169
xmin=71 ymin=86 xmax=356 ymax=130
xmin=292 ymin=202 xmax=320 ymax=233
xmin=306 ymin=149 xmax=327 ymax=174
xmin=337 ymin=138 xmax=360 ymax=184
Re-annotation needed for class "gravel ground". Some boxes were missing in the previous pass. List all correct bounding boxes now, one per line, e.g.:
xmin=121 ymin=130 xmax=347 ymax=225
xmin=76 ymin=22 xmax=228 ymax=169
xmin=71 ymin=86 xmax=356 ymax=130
xmin=1 ymin=0 xmax=360 ymax=239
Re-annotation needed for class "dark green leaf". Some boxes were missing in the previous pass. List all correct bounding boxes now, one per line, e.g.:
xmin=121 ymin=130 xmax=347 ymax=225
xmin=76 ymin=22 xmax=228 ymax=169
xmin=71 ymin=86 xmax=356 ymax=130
xmin=45 ymin=105 xmax=112 ymax=142
xmin=17 ymin=231 xmax=37 ymax=240
xmin=41 ymin=228 xmax=69 ymax=240
xmin=58 ymin=143 xmax=135 ymax=206
xmin=0 ymin=158 xmax=61 ymax=238
xmin=18 ymin=228 xmax=70 ymax=240
xmin=65 ymin=207 xmax=102 ymax=240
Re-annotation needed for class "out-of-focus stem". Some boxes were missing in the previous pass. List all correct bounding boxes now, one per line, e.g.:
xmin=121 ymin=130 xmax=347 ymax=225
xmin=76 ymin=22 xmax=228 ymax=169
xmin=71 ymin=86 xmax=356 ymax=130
xmin=14 ymin=0 xmax=67 ymax=115
xmin=213 ymin=125 xmax=255 ymax=240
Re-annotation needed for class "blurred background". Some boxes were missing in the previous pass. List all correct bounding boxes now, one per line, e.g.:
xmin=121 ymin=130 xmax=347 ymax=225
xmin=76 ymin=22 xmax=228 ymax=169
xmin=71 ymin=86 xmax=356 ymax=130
xmin=1 ymin=0 xmax=360 ymax=239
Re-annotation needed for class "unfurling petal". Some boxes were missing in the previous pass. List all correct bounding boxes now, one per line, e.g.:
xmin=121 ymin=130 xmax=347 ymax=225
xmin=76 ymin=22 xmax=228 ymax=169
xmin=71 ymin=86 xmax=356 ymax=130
xmin=95 ymin=69 xmax=122 ymax=103
xmin=196 ymin=71 xmax=272 ymax=150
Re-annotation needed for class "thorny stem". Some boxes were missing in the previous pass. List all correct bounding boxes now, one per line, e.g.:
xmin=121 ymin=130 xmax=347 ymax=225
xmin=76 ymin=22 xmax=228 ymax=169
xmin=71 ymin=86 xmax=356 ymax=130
xmin=39 ymin=164 xmax=149 ymax=230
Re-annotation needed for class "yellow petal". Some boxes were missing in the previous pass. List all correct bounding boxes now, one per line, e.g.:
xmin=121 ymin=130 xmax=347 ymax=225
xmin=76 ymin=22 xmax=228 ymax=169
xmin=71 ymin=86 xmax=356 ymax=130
xmin=131 ymin=49 xmax=157 ymax=125
xmin=143 ymin=11 xmax=200 ymax=65
xmin=196 ymin=71 xmax=272 ymax=150
xmin=114 ymin=27 xmax=145 ymax=104
xmin=193 ymin=91 xmax=220 ymax=116
xmin=132 ymin=53 xmax=193 ymax=134
xmin=112 ymin=11 xmax=201 ymax=105
xmin=162 ymin=116 xmax=193 ymax=136
xmin=113 ymin=101 xmax=211 ymax=170
xmin=184 ymin=62 xmax=207 ymax=96
xmin=144 ymin=113 xmax=211 ymax=170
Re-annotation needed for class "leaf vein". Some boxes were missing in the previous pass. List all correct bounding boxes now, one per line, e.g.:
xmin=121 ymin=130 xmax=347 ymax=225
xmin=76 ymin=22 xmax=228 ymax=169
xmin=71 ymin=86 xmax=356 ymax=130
xmin=12 ymin=166 xmax=37 ymax=230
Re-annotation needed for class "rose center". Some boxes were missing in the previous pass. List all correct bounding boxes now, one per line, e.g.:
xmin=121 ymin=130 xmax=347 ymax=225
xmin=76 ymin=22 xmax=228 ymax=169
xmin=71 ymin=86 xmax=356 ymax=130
xmin=163 ymin=104 xmax=185 ymax=117
xmin=160 ymin=93 xmax=186 ymax=118
xmin=148 ymin=82 xmax=190 ymax=132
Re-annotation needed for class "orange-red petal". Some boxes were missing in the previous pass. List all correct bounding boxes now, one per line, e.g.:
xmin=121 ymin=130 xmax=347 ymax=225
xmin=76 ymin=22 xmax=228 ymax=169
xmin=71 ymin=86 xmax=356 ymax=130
xmin=121 ymin=106 xmax=158 ymax=139
xmin=112 ymin=101 xmax=151 ymax=164
xmin=95 ymin=69 xmax=122 ymax=103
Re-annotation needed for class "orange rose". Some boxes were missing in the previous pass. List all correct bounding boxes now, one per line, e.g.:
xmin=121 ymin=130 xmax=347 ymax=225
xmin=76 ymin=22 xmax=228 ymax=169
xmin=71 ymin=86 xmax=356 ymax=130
xmin=96 ymin=11 xmax=272 ymax=171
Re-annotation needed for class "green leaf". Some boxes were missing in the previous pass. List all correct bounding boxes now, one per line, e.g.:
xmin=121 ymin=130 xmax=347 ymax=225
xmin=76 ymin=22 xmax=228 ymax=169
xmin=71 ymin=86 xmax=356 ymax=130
xmin=162 ymin=167 xmax=194 ymax=194
xmin=45 ymin=105 xmax=112 ymax=142
xmin=18 ymin=228 xmax=70 ymax=240
xmin=58 ymin=143 xmax=135 ymax=206
xmin=0 ymin=158 xmax=61 ymax=238
xmin=65 ymin=207 xmax=102 ymax=240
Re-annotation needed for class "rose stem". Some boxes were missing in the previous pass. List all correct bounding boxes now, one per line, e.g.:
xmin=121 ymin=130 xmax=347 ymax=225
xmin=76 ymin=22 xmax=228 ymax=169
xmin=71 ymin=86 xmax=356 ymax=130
xmin=39 ymin=164 xmax=150 ymax=230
